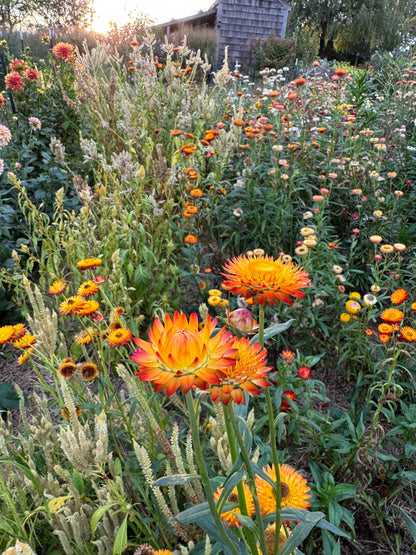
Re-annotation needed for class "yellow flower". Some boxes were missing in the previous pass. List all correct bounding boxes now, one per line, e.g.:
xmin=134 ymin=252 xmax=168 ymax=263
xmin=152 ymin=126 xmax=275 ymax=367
xmin=208 ymin=295 xmax=221 ymax=306
xmin=214 ymin=483 xmax=254 ymax=528
xmin=295 ymin=245 xmax=309 ymax=256
xmin=340 ymin=312 xmax=351 ymax=322
xmin=349 ymin=292 xmax=361 ymax=300
xmin=345 ymin=300 xmax=361 ymax=314
xmin=208 ymin=289 xmax=222 ymax=297
xmin=380 ymin=244 xmax=394 ymax=254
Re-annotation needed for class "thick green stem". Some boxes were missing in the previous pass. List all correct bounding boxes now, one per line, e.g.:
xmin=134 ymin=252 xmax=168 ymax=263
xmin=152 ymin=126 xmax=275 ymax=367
xmin=225 ymin=404 xmax=268 ymax=555
xmin=185 ymin=393 xmax=239 ymax=555
xmin=223 ymin=405 xmax=260 ymax=555
xmin=259 ymin=304 xmax=282 ymax=555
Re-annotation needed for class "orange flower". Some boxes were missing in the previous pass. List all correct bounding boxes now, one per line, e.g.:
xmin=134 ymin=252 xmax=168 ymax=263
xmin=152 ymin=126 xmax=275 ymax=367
xmin=210 ymin=337 xmax=271 ymax=405
xmin=391 ymin=289 xmax=408 ymax=305
xmin=107 ymin=327 xmax=133 ymax=347
xmin=365 ymin=328 xmax=374 ymax=336
xmin=77 ymin=258 xmax=102 ymax=270
xmin=221 ymin=254 xmax=309 ymax=306
xmin=131 ymin=312 xmax=237 ymax=395
xmin=171 ymin=129 xmax=183 ymax=136
xmin=49 ymin=280 xmax=67 ymax=295
xmin=0 ymin=325 xmax=15 ymax=344
xmin=10 ymin=59 xmax=28 ymax=73
xmin=190 ymin=188 xmax=203 ymax=197
xmin=13 ymin=334 xmax=36 ymax=349
xmin=233 ymin=119 xmax=245 ymax=126
xmin=58 ymin=360 xmax=78 ymax=379
xmin=184 ymin=234 xmax=198 ymax=245
xmin=61 ymin=405 xmax=82 ymax=419
xmin=5 ymin=72 xmax=24 ymax=92
xmin=76 ymin=300 xmax=99 ymax=316
xmin=400 ymin=326 xmax=416 ymax=342
xmin=280 ymin=390 xmax=296 ymax=412
xmin=378 ymin=323 xmax=393 ymax=334
xmin=334 ymin=68 xmax=347 ymax=77
xmin=78 ymin=281 xmax=99 ymax=297
xmin=379 ymin=333 xmax=390 ymax=343
xmin=214 ymin=483 xmax=254 ymax=528
xmin=381 ymin=308 xmax=404 ymax=323
xmin=10 ymin=324 xmax=27 ymax=341
xmin=294 ymin=77 xmax=307 ymax=87
xmin=60 ymin=296 xmax=86 ymax=315
xmin=255 ymin=464 xmax=311 ymax=516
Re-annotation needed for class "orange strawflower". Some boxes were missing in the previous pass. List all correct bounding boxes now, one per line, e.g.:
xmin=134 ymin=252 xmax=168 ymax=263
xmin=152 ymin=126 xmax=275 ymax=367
xmin=77 ymin=258 xmax=102 ymax=270
xmin=378 ymin=323 xmax=393 ymax=334
xmin=58 ymin=360 xmax=78 ymax=379
xmin=190 ymin=188 xmax=203 ymax=197
xmin=255 ymin=464 xmax=311 ymax=516
xmin=294 ymin=77 xmax=307 ymax=87
xmin=381 ymin=308 xmax=404 ymax=323
xmin=49 ymin=280 xmax=67 ymax=295
xmin=379 ymin=333 xmax=390 ymax=343
xmin=391 ymin=289 xmax=408 ymax=305
xmin=400 ymin=326 xmax=416 ymax=342
xmin=171 ymin=129 xmax=183 ymax=136
xmin=214 ymin=483 xmax=254 ymax=528
xmin=221 ymin=254 xmax=310 ymax=306
xmin=13 ymin=334 xmax=36 ymax=349
xmin=364 ymin=329 xmax=374 ymax=336
xmin=59 ymin=296 xmax=85 ymax=315
xmin=131 ymin=312 xmax=237 ymax=395
xmin=76 ymin=300 xmax=99 ymax=316
xmin=210 ymin=337 xmax=271 ymax=405
xmin=184 ymin=234 xmax=198 ymax=245
xmin=11 ymin=324 xmax=27 ymax=341
xmin=0 ymin=325 xmax=15 ymax=344
xmin=78 ymin=281 xmax=99 ymax=297
xmin=75 ymin=328 xmax=96 ymax=345
xmin=107 ymin=327 xmax=133 ymax=347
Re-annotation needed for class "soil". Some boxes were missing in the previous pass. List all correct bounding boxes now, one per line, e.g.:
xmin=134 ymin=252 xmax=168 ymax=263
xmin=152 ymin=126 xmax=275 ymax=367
xmin=1 ymin=354 xmax=415 ymax=554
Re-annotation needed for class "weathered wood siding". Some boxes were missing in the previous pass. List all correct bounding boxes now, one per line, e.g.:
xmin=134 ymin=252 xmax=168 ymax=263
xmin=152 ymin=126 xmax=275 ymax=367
xmin=215 ymin=0 xmax=290 ymax=69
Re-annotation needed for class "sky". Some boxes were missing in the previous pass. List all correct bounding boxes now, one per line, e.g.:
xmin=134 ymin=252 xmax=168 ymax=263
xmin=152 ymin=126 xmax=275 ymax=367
xmin=92 ymin=0 xmax=215 ymax=32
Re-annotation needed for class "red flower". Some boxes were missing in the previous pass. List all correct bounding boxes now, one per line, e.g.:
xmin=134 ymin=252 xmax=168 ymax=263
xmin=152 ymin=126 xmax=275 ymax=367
xmin=280 ymin=391 xmax=296 ymax=412
xmin=5 ymin=72 xmax=24 ymax=92
xmin=297 ymin=366 xmax=311 ymax=380
xmin=53 ymin=42 xmax=76 ymax=62
xmin=24 ymin=68 xmax=39 ymax=81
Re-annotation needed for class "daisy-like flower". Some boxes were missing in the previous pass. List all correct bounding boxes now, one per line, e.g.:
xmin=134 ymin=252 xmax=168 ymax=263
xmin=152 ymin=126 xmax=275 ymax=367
xmin=400 ymin=326 xmax=416 ymax=342
xmin=262 ymin=522 xmax=290 ymax=554
xmin=76 ymin=328 xmax=96 ymax=345
xmin=184 ymin=234 xmax=198 ymax=244
xmin=0 ymin=325 xmax=15 ymax=344
xmin=18 ymin=348 xmax=34 ymax=365
xmin=28 ymin=117 xmax=41 ymax=130
xmin=10 ymin=323 xmax=27 ymax=341
xmin=208 ymin=295 xmax=221 ymax=306
xmin=210 ymin=337 xmax=271 ymax=405
xmin=49 ymin=280 xmax=67 ymax=295
xmin=208 ymin=289 xmax=222 ymax=297
xmin=80 ymin=362 xmax=99 ymax=381
xmin=379 ymin=333 xmax=390 ymax=343
xmin=381 ymin=308 xmax=404 ymax=323
xmin=10 ymin=59 xmax=28 ymax=72
xmin=58 ymin=360 xmax=78 ymax=379
xmin=78 ymin=280 xmax=99 ymax=297
xmin=213 ymin=483 xmax=254 ymax=528
xmin=77 ymin=258 xmax=102 ymax=270
xmin=255 ymin=463 xmax=311 ymax=516
xmin=380 ymin=244 xmax=394 ymax=254
xmin=76 ymin=300 xmax=99 ymax=316
xmin=154 ymin=551 xmax=173 ymax=555
xmin=363 ymin=294 xmax=377 ymax=306
xmin=378 ymin=323 xmax=393 ymax=334
xmin=131 ymin=312 xmax=237 ymax=396
xmin=297 ymin=366 xmax=311 ymax=379
xmin=340 ymin=313 xmax=351 ymax=322
xmin=345 ymin=300 xmax=361 ymax=314
xmin=24 ymin=68 xmax=39 ymax=81
xmin=222 ymin=254 xmax=309 ymax=306
xmin=52 ymin=42 xmax=76 ymax=62
xmin=107 ymin=327 xmax=133 ymax=347
xmin=391 ymin=289 xmax=408 ymax=305
xmin=13 ymin=334 xmax=36 ymax=349
xmin=280 ymin=390 xmax=296 ymax=411
xmin=59 ymin=296 xmax=85 ymax=315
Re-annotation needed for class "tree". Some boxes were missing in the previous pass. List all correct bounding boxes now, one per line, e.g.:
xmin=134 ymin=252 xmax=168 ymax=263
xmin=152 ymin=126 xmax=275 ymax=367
xmin=0 ymin=0 xmax=33 ymax=31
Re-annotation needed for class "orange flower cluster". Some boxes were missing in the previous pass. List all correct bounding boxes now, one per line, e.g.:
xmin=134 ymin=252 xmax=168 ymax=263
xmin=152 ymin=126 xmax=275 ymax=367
xmin=52 ymin=42 xmax=76 ymax=62
xmin=0 ymin=324 xmax=34 ymax=365
xmin=131 ymin=312 xmax=271 ymax=401
xmin=371 ymin=290 xmax=416 ymax=344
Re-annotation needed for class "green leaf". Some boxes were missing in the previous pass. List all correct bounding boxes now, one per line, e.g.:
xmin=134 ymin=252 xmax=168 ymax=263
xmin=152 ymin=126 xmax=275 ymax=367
xmin=279 ymin=515 xmax=323 ymax=555
xmin=250 ymin=319 xmax=293 ymax=345
xmin=113 ymin=514 xmax=128 ymax=555
xmin=397 ymin=507 xmax=416 ymax=543
xmin=172 ymin=502 xmax=211 ymax=525
xmin=153 ymin=473 xmax=202 ymax=487
xmin=91 ymin=503 xmax=117 ymax=535
xmin=217 ymin=470 xmax=246 ymax=512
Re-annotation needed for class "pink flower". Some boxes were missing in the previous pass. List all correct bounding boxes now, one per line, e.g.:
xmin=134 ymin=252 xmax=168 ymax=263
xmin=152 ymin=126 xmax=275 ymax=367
xmin=374 ymin=254 xmax=382 ymax=261
xmin=328 ymin=173 xmax=338 ymax=179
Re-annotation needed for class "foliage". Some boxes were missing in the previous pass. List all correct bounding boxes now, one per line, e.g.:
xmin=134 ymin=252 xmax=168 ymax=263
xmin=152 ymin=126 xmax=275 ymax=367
xmin=0 ymin=30 xmax=416 ymax=555
xmin=251 ymin=34 xmax=297 ymax=72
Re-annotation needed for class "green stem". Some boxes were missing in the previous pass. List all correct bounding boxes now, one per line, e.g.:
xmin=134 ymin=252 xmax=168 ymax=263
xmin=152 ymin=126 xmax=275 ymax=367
xmin=223 ymin=405 xmax=260 ymax=555
xmin=185 ymin=392 xmax=239 ymax=555
xmin=225 ymin=404 xmax=268 ymax=555
xmin=259 ymin=304 xmax=282 ymax=555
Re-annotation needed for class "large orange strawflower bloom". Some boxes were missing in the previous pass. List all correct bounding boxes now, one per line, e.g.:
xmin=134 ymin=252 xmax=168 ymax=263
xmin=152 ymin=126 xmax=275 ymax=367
xmin=210 ymin=337 xmax=271 ymax=405
xmin=52 ymin=42 xmax=76 ymax=62
xmin=214 ymin=483 xmax=254 ymax=528
xmin=381 ymin=308 xmax=404 ymax=323
xmin=390 ymin=289 xmax=408 ymax=305
xmin=49 ymin=280 xmax=67 ymax=295
xmin=131 ymin=312 xmax=237 ymax=396
xmin=222 ymin=254 xmax=310 ymax=306
xmin=255 ymin=464 xmax=311 ymax=516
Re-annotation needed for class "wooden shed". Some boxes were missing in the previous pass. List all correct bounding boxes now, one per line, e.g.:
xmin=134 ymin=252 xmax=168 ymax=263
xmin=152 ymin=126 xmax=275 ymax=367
xmin=154 ymin=0 xmax=291 ymax=70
